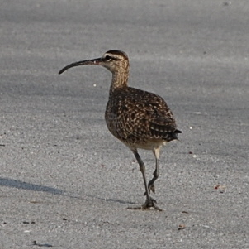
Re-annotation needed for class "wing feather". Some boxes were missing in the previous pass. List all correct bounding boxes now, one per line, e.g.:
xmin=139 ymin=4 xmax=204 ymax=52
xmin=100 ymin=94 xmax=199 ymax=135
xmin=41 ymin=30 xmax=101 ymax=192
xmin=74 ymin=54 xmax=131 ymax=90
xmin=105 ymin=87 xmax=181 ymax=143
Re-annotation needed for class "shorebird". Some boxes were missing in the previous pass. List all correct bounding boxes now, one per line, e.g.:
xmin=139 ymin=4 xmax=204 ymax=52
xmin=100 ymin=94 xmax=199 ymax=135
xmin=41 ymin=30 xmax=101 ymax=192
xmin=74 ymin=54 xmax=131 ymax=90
xmin=59 ymin=50 xmax=181 ymax=210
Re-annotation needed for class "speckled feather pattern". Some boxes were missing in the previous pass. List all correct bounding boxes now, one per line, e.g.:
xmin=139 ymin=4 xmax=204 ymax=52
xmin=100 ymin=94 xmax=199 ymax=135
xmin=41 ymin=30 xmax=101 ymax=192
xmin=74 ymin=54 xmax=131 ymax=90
xmin=105 ymin=87 xmax=180 ymax=149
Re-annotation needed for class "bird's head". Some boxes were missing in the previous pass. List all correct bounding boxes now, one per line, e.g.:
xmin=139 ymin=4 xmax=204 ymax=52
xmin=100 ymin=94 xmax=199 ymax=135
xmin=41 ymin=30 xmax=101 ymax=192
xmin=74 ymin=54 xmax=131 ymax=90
xmin=59 ymin=50 xmax=129 ymax=75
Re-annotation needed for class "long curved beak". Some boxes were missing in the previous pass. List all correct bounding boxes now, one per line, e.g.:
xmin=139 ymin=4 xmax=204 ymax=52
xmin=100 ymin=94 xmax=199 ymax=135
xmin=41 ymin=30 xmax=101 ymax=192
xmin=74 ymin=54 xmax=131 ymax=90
xmin=59 ymin=58 xmax=102 ymax=75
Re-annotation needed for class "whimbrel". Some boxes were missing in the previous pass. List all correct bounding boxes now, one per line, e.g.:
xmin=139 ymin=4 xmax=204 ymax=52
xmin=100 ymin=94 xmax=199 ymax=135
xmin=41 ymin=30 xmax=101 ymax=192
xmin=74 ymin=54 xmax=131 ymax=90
xmin=59 ymin=50 xmax=181 ymax=210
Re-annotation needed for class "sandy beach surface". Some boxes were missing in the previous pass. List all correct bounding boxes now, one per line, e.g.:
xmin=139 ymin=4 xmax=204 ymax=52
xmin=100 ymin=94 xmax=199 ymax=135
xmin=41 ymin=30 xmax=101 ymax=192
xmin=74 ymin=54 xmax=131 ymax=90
xmin=0 ymin=0 xmax=248 ymax=248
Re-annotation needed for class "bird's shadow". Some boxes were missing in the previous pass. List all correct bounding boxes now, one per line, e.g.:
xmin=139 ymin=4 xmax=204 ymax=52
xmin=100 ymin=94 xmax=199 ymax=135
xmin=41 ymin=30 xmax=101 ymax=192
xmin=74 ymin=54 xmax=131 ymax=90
xmin=0 ymin=177 xmax=64 ymax=195
xmin=0 ymin=177 xmax=138 ymax=207
xmin=86 ymin=194 xmax=136 ymax=205
xmin=0 ymin=177 xmax=134 ymax=205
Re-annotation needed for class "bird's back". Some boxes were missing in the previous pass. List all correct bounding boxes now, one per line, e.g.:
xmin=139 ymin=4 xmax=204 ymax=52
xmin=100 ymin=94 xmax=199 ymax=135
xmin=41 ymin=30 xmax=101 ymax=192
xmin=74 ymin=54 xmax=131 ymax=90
xmin=105 ymin=87 xmax=181 ymax=150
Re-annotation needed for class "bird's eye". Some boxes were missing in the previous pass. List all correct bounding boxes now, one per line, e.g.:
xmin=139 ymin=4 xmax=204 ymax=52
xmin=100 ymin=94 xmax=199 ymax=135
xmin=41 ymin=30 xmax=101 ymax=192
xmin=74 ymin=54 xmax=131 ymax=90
xmin=105 ymin=55 xmax=112 ymax=61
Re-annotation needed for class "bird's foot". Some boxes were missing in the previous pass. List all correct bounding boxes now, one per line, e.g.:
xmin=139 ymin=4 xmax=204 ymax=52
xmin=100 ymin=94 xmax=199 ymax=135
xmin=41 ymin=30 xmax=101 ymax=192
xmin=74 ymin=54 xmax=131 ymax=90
xmin=127 ymin=196 xmax=163 ymax=211
xmin=141 ymin=196 xmax=162 ymax=210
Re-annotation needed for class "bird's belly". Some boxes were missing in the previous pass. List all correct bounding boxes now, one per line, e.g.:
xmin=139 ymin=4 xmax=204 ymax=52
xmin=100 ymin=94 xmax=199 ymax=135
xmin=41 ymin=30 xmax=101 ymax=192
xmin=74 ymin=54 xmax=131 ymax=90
xmin=123 ymin=140 xmax=166 ymax=151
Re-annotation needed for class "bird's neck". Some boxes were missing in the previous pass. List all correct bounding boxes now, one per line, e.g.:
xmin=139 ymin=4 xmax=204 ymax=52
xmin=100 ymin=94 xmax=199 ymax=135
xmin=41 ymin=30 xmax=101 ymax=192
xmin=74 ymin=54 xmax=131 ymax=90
xmin=110 ymin=70 xmax=129 ymax=93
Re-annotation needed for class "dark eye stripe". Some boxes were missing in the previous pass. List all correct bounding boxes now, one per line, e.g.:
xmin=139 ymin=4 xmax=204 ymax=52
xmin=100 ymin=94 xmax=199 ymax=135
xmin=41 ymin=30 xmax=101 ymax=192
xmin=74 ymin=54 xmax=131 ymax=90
xmin=105 ymin=55 xmax=119 ymax=61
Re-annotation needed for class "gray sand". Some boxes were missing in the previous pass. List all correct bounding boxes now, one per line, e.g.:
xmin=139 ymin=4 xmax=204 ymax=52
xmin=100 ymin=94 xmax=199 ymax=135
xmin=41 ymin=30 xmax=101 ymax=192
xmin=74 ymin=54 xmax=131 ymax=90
xmin=0 ymin=0 xmax=248 ymax=248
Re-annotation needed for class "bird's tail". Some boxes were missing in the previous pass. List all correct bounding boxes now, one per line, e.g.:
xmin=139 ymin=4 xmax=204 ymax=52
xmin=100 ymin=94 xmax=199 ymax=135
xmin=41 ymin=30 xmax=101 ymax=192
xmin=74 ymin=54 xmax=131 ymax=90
xmin=168 ymin=129 xmax=182 ymax=141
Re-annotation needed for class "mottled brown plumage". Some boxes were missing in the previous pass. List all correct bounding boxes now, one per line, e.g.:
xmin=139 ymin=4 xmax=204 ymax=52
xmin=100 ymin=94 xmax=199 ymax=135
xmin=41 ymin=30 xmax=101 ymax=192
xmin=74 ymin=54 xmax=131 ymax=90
xmin=59 ymin=50 xmax=181 ymax=210
xmin=106 ymin=87 xmax=179 ymax=148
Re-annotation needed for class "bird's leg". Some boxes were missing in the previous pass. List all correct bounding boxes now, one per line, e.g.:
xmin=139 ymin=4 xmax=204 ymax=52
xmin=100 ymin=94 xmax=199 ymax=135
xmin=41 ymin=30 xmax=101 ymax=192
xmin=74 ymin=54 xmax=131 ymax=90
xmin=133 ymin=150 xmax=150 ymax=201
xmin=132 ymin=149 xmax=160 ymax=210
xmin=148 ymin=147 xmax=160 ymax=194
